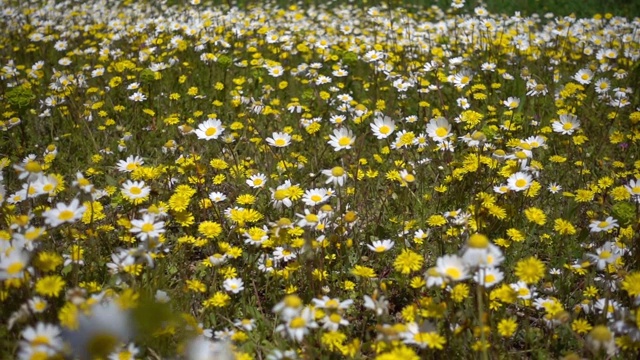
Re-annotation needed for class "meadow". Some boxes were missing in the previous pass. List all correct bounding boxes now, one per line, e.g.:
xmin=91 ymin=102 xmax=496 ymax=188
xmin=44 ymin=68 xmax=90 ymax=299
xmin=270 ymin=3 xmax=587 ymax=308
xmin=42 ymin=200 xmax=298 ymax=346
xmin=1 ymin=0 xmax=640 ymax=359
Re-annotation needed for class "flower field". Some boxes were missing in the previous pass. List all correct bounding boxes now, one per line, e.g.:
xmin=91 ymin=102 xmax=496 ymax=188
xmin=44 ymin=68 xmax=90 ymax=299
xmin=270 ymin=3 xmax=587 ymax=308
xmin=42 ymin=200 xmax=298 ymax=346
xmin=1 ymin=0 xmax=640 ymax=358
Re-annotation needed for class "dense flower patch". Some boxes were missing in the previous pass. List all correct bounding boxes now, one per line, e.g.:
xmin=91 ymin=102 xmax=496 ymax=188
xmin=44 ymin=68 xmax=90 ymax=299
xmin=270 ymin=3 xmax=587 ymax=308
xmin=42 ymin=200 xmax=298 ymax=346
xmin=1 ymin=0 xmax=640 ymax=359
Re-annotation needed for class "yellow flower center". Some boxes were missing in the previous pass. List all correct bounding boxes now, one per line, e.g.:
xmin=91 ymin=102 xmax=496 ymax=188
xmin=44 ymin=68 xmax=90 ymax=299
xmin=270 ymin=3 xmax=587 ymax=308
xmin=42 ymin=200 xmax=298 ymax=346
xmin=515 ymin=179 xmax=527 ymax=188
xmin=562 ymin=123 xmax=573 ymax=130
xmin=274 ymin=189 xmax=288 ymax=200
xmin=589 ymin=326 xmax=612 ymax=342
xmin=7 ymin=262 xmax=24 ymax=275
xmin=274 ymin=138 xmax=286 ymax=146
xmin=310 ymin=194 xmax=322 ymax=202
xmin=252 ymin=178 xmax=263 ymax=185
xmin=331 ymin=167 xmax=345 ymax=177
xmin=205 ymin=127 xmax=217 ymax=137
xmin=338 ymin=137 xmax=352 ymax=147
xmin=329 ymin=313 xmax=342 ymax=323
xmin=435 ymin=127 xmax=448 ymax=137
xmin=24 ymin=161 xmax=42 ymax=173
xmin=289 ymin=317 xmax=306 ymax=329
xmin=32 ymin=335 xmax=51 ymax=346
xmin=141 ymin=223 xmax=155 ymax=233
xmin=344 ymin=211 xmax=357 ymax=223
xmin=284 ymin=295 xmax=302 ymax=308
xmin=445 ymin=267 xmax=462 ymax=279
xmin=468 ymin=233 xmax=489 ymax=248
xmin=599 ymin=250 xmax=612 ymax=259
xmin=58 ymin=210 xmax=75 ymax=221
xmin=379 ymin=125 xmax=390 ymax=134
xmin=129 ymin=186 xmax=141 ymax=195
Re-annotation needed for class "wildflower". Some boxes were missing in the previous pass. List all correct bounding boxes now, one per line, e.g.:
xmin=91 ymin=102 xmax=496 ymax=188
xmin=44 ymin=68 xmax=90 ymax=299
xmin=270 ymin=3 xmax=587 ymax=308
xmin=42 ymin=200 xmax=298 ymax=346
xmin=301 ymin=188 xmax=330 ymax=206
xmin=208 ymin=192 xmax=227 ymax=203
xmin=116 ymin=155 xmax=144 ymax=173
xmin=621 ymin=272 xmax=640 ymax=297
xmin=128 ymin=91 xmax=146 ymax=102
xmin=275 ymin=306 xmax=318 ymax=342
xmin=401 ymin=322 xmax=446 ymax=349
xmin=195 ymin=119 xmax=224 ymax=140
xmin=223 ymin=278 xmax=244 ymax=294
xmin=503 ymin=97 xmax=520 ymax=109
xmin=198 ymin=221 xmax=223 ymax=239
xmin=328 ymin=128 xmax=355 ymax=151
xmin=63 ymin=300 xmax=133 ymax=359
xmin=121 ymin=180 xmax=150 ymax=203
xmin=130 ymin=214 xmax=165 ymax=241
xmin=273 ymin=247 xmax=296 ymax=262
xmin=363 ymin=293 xmax=389 ymax=316
xmin=552 ymin=114 xmax=580 ymax=135
xmin=370 ymin=115 xmax=396 ymax=139
xmin=155 ymin=290 xmax=170 ymax=304
xmin=436 ymin=255 xmax=469 ymax=281
xmin=35 ymin=275 xmax=65 ymax=297
xmin=266 ymin=132 xmax=292 ymax=148
xmin=451 ymin=70 xmax=473 ymax=89
xmin=367 ymin=239 xmax=395 ymax=253
xmin=506 ymin=172 xmax=532 ymax=192
xmin=394 ymin=249 xmax=424 ymax=274
xmin=573 ymin=68 xmax=594 ymax=85
xmin=586 ymin=325 xmax=616 ymax=356
xmin=624 ymin=179 xmax=640 ymax=197
xmin=426 ymin=117 xmax=452 ymax=142
xmin=21 ymin=322 xmax=64 ymax=353
xmin=246 ymin=173 xmax=267 ymax=188
xmin=474 ymin=267 xmax=504 ymax=288
xmin=0 ymin=250 xmax=29 ymax=280
xmin=273 ymin=295 xmax=304 ymax=320
xmin=589 ymin=217 xmax=618 ymax=233
xmin=493 ymin=318 xmax=516 ymax=339
xmin=571 ymin=319 xmax=592 ymax=334
xmin=322 ymin=166 xmax=347 ymax=186
xmin=42 ymin=199 xmax=86 ymax=227
xmin=514 ymin=257 xmax=545 ymax=284
xmin=461 ymin=233 xmax=504 ymax=268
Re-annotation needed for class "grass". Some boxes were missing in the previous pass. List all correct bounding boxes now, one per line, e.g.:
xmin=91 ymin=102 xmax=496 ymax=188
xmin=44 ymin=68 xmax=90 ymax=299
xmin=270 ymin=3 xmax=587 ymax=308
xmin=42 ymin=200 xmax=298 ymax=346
xmin=1 ymin=0 xmax=640 ymax=359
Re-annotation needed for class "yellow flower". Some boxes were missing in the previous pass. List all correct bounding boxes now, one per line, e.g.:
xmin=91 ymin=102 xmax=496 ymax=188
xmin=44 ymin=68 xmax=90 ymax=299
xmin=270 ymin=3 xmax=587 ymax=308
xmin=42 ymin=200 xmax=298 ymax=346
xmin=622 ymin=272 xmax=640 ymax=297
xmin=554 ymin=218 xmax=577 ymax=235
xmin=198 ymin=221 xmax=223 ymax=239
xmin=427 ymin=214 xmax=447 ymax=227
xmin=202 ymin=292 xmax=230 ymax=308
xmin=35 ymin=275 xmax=66 ymax=297
xmin=524 ymin=207 xmax=546 ymax=225
xmin=393 ymin=249 xmax=424 ymax=274
xmin=351 ymin=265 xmax=376 ymax=278
xmin=514 ymin=257 xmax=546 ymax=284
xmin=571 ymin=318 xmax=592 ymax=334
xmin=497 ymin=318 xmax=518 ymax=337
xmin=451 ymin=283 xmax=469 ymax=303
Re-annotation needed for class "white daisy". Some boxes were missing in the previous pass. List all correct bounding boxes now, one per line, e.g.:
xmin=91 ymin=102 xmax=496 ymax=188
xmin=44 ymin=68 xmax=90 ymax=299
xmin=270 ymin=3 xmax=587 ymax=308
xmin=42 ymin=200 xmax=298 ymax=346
xmin=195 ymin=119 xmax=224 ymax=140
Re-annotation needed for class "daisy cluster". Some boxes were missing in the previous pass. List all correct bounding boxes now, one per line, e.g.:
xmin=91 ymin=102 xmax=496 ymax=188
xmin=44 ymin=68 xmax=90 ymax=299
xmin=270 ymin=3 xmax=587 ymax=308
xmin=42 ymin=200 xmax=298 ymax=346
xmin=1 ymin=0 xmax=640 ymax=359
